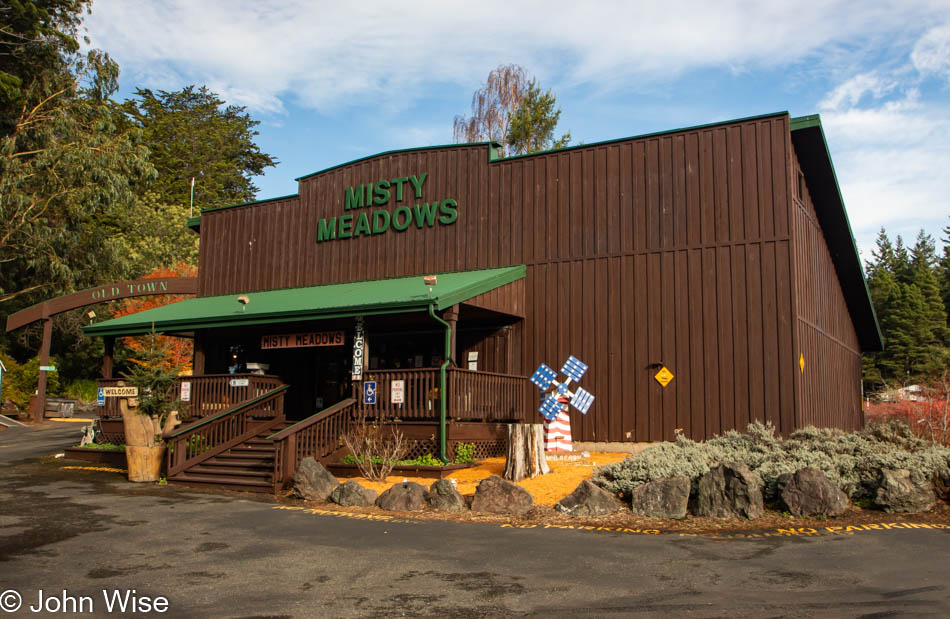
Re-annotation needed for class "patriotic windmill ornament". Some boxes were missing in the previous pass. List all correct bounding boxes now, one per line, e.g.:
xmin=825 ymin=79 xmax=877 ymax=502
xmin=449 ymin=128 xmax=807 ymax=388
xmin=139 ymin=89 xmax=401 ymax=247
xmin=529 ymin=355 xmax=595 ymax=452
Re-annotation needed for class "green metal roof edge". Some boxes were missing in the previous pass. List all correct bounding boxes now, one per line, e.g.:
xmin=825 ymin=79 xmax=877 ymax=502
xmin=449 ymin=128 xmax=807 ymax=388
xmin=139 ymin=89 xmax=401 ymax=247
xmin=294 ymin=141 xmax=505 ymax=182
xmin=198 ymin=193 xmax=301 ymax=216
xmin=434 ymin=264 xmax=525 ymax=310
xmin=84 ymin=305 xmax=427 ymax=337
xmin=186 ymin=216 xmax=200 ymax=233
xmin=497 ymin=110 xmax=790 ymax=163
xmin=83 ymin=265 xmax=526 ymax=337
xmin=790 ymin=114 xmax=884 ymax=350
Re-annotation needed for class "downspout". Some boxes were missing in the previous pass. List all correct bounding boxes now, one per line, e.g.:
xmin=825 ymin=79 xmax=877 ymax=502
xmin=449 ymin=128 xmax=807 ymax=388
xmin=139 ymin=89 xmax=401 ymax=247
xmin=428 ymin=303 xmax=451 ymax=463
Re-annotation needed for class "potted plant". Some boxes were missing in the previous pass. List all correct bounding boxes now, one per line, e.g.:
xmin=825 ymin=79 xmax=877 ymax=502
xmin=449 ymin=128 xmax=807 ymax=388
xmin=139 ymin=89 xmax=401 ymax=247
xmin=119 ymin=333 xmax=182 ymax=482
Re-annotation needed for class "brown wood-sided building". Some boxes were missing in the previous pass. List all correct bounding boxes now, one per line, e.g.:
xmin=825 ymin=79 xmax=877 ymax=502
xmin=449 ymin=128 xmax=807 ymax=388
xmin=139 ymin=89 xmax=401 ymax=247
xmin=85 ymin=112 xmax=881 ymax=490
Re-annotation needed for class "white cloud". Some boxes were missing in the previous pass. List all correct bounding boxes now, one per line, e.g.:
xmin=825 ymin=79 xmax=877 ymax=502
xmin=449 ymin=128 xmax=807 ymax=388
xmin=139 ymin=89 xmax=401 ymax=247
xmin=912 ymin=24 xmax=950 ymax=79
xmin=83 ymin=0 xmax=949 ymax=114
xmin=818 ymin=31 xmax=950 ymax=256
xmin=819 ymin=73 xmax=898 ymax=112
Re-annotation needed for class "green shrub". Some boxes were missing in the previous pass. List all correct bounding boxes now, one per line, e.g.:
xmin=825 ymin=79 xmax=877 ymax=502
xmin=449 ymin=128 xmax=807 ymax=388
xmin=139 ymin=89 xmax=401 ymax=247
xmin=0 ymin=354 xmax=62 ymax=411
xmin=592 ymin=419 xmax=950 ymax=501
xmin=64 ymin=379 xmax=98 ymax=402
xmin=454 ymin=442 xmax=476 ymax=464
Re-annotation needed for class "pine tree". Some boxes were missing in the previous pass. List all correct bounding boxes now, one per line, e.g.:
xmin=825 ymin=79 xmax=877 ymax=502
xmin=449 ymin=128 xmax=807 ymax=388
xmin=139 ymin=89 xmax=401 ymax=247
xmin=939 ymin=218 xmax=950 ymax=325
xmin=505 ymin=79 xmax=571 ymax=155
xmin=892 ymin=235 xmax=913 ymax=285
xmin=867 ymin=228 xmax=896 ymax=278
xmin=880 ymin=283 xmax=931 ymax=379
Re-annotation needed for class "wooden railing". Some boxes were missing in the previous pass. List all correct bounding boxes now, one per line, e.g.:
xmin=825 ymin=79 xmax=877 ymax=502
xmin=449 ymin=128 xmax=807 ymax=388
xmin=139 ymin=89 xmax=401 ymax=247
xmin=448 ymin=368 xmax=527 ymax=421
xmin=351 ymin=367 xmax=528 ymax=422
xmin=353 ymin=369 xmax=440 ymax=419
xmin=165 ymin=384 xmax=289 ymax=477
xmin=270 ymin=398 xmax=357 ymax=490
xmin=96 ymin=374 xmax=283 ymax=420
xmin=176 ymin=374 xmax=283 ymax=419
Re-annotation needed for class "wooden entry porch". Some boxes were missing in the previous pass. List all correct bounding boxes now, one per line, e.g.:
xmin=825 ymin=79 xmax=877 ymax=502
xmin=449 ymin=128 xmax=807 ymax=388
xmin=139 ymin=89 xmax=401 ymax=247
xmin=95 ymin=367 xmax=528 ymax=492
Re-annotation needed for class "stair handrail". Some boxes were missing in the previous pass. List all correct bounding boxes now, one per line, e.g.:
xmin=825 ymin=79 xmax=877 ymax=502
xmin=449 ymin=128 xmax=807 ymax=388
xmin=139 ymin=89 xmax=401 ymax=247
xmin=269 ymin=397 xmax=357 ymax=489
xmin=165 ymin=384 xmax=289 ymax=477
xmin=165 ymin=384 xmax=290 ymax=439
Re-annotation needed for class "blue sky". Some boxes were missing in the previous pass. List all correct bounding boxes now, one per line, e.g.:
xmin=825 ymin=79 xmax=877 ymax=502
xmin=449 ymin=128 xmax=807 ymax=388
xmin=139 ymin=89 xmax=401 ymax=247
xmin=82 ymin=1 xmax=950 ymax=260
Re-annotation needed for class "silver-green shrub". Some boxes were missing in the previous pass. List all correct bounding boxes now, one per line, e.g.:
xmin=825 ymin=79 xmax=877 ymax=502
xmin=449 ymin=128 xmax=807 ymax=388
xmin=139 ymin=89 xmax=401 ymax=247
xmin=592 ymin=420 xmax=950 ymax=501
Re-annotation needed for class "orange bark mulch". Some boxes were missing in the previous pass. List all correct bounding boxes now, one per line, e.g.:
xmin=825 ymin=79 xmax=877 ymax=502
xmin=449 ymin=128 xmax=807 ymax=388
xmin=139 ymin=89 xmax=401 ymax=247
xmin=349 ymin=452 xmax=630 ymax=506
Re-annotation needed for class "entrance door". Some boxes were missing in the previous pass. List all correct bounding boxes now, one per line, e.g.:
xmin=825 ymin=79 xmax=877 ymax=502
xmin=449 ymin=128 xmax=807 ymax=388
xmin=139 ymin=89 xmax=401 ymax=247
xmin=268 ymin=346 xmax=351 ymax=420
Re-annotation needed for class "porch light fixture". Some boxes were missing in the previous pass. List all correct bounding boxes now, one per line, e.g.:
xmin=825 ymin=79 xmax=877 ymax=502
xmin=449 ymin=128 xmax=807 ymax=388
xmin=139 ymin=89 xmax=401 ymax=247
xmin=423 ymin=275 xmax=437 ymax=286
xmin=237 ymin=295 xmax=250 ymax=312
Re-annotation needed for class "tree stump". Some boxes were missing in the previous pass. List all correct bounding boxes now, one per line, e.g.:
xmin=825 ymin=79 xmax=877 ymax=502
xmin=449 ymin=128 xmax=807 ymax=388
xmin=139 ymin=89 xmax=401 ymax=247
xmin=503 ymin=423 xmax=551 ymax=482
xmin=118 ymin=394 xmax=178 ymax=483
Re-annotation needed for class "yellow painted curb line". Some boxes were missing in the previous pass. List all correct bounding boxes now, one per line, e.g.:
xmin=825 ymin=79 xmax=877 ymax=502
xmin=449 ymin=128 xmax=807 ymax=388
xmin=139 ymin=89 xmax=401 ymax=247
xmin=48 ymin=417 xmax=95 ymax=423
xmin=61 ymin=465 xmax=126 ymax=473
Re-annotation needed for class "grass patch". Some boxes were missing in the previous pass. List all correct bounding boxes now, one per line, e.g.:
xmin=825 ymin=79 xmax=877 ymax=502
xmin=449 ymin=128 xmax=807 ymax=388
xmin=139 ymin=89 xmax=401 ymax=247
xmin=73 ymin=442 xmax=125 ymax=450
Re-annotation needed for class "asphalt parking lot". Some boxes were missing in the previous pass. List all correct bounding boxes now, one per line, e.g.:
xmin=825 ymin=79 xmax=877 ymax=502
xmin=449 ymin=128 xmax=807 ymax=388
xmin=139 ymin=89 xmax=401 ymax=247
xmin=1 ymin=423 xmax=948 ymax=618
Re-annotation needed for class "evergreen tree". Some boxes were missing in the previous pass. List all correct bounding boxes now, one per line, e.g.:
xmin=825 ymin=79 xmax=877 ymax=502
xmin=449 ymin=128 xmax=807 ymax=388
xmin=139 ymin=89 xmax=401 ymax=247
xmin=454 ymin=65 xmax=571 ymax=157
xmin=939 ymin=218 xmax=950 ymax=325
xmin=910 ymin=231 xmax=950 ymax=362
xmin=505 ymin=79 xmax=571 ymax=155
xmin=892 ymin=234 xmax=913 ymax=285
xmin=863 ymin=226 xmax=950 ymax=386
xmin=122 ymin=85 xmax=277 ymax=211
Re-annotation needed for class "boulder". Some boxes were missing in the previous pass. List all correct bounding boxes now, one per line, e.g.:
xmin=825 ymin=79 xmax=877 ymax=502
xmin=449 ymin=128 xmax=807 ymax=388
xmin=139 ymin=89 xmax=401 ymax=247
xmin=428 ymin=479 xmax=466 ymax=511
xmin=329 ymin=480 xmax=378 ymax=507
xmin=874 ymin=468 xmax=935 ymax=513
xmin=932 ymin=468 xmax=950 ymax=501
xmin=555 ymin=480 xmax=623 ymax=517
xmin=293 ymin=457 xmax=338 ymax=501
xmin=694 ymin=462 xmax=764 ymax=519
xmin=629 ymin=477 xmax=690 ymax=519
xmin=376 ymin=481 xmax=427 ymax=511
xmin=471 ymin=475 xmax=533 ymax=515
xmin=776 ymin=467 xmax=849 ymax=517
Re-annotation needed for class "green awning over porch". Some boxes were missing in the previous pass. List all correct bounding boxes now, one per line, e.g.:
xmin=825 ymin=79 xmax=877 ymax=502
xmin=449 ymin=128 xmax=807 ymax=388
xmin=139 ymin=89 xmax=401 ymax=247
xmin=83 ymin=265 xmax=526 ymax=337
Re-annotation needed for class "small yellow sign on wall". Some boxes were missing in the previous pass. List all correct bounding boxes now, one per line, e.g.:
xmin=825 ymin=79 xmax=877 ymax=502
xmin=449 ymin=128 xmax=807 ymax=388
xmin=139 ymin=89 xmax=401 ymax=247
xmin=654 ymin=366 xmax=674 ymax=387
xmin=800 ymin=353 xmax=805 ymax=373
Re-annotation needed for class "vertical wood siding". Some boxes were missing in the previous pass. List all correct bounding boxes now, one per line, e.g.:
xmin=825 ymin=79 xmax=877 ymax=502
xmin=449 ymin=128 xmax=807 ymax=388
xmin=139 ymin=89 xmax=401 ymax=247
xmin=790 ymin=148 xmax=863 ymax=430
xmin=193 ymin=113 xmax=849 ymax=442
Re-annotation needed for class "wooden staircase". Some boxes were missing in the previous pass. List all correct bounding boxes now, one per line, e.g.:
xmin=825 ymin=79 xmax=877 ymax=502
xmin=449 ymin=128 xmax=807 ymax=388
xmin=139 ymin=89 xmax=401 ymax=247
xmin=163 ymin=387 xmax=357 ymax=494
xmin=163 ymin=385 xmax=290 ymax=494
xmin=168 ymin=421 xmax=291 ymax=493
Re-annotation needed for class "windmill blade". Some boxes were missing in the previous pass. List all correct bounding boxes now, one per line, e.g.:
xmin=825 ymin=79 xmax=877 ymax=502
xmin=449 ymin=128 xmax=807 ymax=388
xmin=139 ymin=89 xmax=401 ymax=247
xmin=571 ymin=387 xmax=595 ymax=415
xmin=539 ymin=394 xmax=562 ymax=421
xmin=561 ymin=355 xmax=589 ymax=383
xmin=529 ymin=363 xmax=557 ymax=391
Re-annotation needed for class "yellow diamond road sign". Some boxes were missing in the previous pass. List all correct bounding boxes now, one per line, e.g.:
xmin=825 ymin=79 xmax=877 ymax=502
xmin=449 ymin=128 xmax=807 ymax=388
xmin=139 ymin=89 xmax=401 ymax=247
xmin=654 ymin=366 xmax=674 ymax=388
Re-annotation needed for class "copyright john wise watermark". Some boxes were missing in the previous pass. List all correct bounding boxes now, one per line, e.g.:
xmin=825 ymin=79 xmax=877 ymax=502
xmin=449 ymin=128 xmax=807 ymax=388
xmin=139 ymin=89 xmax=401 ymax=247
xmin=0 ymin=589 xmax=168 ymax=614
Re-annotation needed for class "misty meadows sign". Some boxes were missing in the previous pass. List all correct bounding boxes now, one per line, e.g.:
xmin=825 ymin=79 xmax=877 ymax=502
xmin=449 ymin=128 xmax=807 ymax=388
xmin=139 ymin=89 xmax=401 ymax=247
xmin=315 ymin=172 xmax=458 ymax=243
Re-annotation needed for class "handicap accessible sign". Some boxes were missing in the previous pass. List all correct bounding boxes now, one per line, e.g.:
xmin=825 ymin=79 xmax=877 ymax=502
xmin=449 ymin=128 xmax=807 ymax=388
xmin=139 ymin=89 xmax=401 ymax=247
xmin=363 ymin=381 xmax=377 ymax=405
xmin=97 ymin=387 xmax=105 ymax=407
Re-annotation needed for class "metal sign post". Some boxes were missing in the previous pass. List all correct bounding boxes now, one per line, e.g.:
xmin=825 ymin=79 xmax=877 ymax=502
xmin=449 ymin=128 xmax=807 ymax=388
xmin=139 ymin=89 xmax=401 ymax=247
xmin=529 ymin=355 xmax=595 ymax=452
